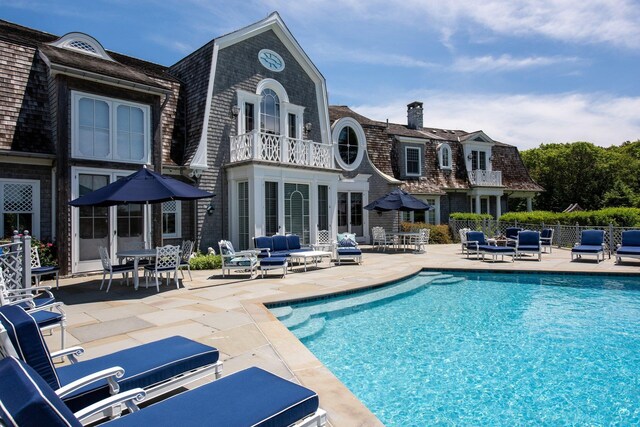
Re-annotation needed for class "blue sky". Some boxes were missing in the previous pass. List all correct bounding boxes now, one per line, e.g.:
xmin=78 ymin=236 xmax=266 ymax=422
xmin=3 ymin=0 xmax=640 ymax=149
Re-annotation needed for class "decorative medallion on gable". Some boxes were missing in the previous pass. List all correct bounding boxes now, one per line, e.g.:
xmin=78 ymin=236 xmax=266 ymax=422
xmin=258 ymin=49 xmax=285 ymax=72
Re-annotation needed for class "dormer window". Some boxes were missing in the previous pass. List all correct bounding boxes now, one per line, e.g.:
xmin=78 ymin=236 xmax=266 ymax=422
xmin=438 ymin=143 xmax=452 ymax=170
xmin=49 ymin=32 xmax=114 ymax=61
xmin=405 ymin=146 xmax=421 ymax=177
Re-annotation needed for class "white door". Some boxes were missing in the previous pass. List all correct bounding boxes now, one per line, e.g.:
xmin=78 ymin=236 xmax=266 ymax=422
xmin=72 ymin=169 xmax=146 ymax=273
xmin=338 ymin=192 xmax=363 ymax=236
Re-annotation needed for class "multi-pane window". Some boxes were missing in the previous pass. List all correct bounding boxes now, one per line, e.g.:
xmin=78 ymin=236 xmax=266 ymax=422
xmin=284 ymin=183 xmax=309 ymax=244
xmin=238 ymin=182 xmax=249 ymax=249
xmin=471 ymin=150 xmax=487 ymax=170
xmin=318 ymin=185 xmax=328 ymax=231
xmin=288 ymin=113 xmax=297 ymax=139
xmin=73 ymin=91 xmax=149 ymax=164
xmin=260 ymin=89 xmax=280 ymax=135
xmin=264 ymin=182 xmax=278 ymax=236
xmin=338 ymin=126 xmax=358 ymax=165
xmin=244 ymin=103 xmax=255 ymax=132
xmin=162 ymin=200 xmax=181 ymax=238
xmin=440 ymin=145 xmax=451 ymax=169
xmin=0 ymin=181 xmax=39 ymax=238
xmin=406 ymin=147 xmax=421 ymax=176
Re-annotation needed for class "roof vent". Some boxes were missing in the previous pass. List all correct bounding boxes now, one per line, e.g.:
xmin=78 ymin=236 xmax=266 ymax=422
xmin=48 ymin=32 xmax=114 ymax=62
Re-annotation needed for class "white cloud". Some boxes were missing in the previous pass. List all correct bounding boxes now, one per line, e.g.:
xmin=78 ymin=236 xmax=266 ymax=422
xmin=452 ymin=54 xmax=580 ymax=72
xmin=311 ymin=44 xmax=438 ymax=69
xmin=351 ymin=92 xmax=640 ymax=149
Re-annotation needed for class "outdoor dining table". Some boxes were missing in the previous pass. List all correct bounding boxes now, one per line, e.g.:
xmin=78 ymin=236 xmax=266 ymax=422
xmin=391 ymin=232 xmax=420 ymax=251
xmin=115 ymin=248 xmax=156 ymax=290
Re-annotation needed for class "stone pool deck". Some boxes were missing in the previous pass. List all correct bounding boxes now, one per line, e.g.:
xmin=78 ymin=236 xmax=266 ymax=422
xmin=45 ymin=245 xmax=639 ymax=426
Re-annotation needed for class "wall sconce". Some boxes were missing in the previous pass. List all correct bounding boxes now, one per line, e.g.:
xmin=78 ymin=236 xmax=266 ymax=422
xmin=304 ymin=122 xmax=312 ymax=134
xmin=206 ymin=195 xmax=216 ymax=215
xmin=231 ymin=105 xmax=240 ymax=117
xmin=467 ymin=154 xmax=473 ymax=160
xmin=489 ymin=156 xmax=494 ymax=162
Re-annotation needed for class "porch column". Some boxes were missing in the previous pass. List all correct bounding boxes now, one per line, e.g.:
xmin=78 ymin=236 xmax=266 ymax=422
xmin=496 ymin=195 xmax=502 ymax=218
xmin=526 ymin=196 xmax=533 ymax=212
xmin=475 ymin=195 xmax=481 ymax=214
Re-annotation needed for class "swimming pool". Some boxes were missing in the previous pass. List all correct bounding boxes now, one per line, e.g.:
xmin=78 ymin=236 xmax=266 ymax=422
xmin=271 ymin=271 xmax=640 ymax=425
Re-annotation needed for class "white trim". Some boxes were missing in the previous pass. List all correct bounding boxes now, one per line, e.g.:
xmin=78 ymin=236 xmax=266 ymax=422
xmin=71 ymin=91 xmax=151 ymax=164
xmin=236 ymin=90 xmax=262 ymax=134
xmin=396 ymin=136 xmax=427 ymax=144
xmin=404 ymin=146 xmax=422 ymax=177
xmin=256 ymin=79 xmax=289 ymax=103
xmin=437 ymin=143 xmax=452 ymax=170
xmin=0 ymin=179 xmax=40 ymax=238
xmin=332 ymin=117 xmax=366 ymax=171
xmin=49 ymin=32 xmax=114 ymax=61
xmin=258 ymin=49 xmax=285 ymax=72
xmin=162 ymin=200 xmax=182 ymax=239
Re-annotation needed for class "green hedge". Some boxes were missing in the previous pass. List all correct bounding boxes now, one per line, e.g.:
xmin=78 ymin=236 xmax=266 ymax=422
xmin=400 ymin=222 xmax=453 ymax=244
xmin=449 ymin=213 xmax=493 ymax=221
xmin=189 ymin=253 xmax=222 ymax=270
xmin=498 ymin=208 xmax=640 ymax=227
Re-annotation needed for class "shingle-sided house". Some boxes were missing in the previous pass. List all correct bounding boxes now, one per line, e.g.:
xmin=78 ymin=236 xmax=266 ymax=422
xmin=0 ymin=13 xmax=541 ymax=276
xmin=328 ymin=102 xmax=543 ymax=236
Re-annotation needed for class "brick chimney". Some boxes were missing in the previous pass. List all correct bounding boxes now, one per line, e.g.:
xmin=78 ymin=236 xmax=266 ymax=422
xmin=407 ymin=101 xmax=423 ymax=130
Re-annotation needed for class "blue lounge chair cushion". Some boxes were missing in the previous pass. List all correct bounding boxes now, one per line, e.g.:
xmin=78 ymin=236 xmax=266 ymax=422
xmin=31 ymin=266 xmax=60 ymax=275
xmin=107 ymin=367 xmax=319 ymax=427
xmin=517 ymin=231 xmax=540 ymax=247
xmin=16 ymin=296 xmax=56 ymax=309
xmin=286 ymin=235 xmax=302 ymax=250
xmin=617 ymin=246 xmax=640 ymax=255
xmin=337 ymin=238 xmax=357 ymax=247
xmin=272 ymin=235 xmax=289 ymax=252
xmin=572 ymin=245 xmax=604 ymax=254
xmin=0 ymin=357 xmax=81 ymax=427
xmin=260 ymin=257 xmax=287 ymax=267
xmin=465 ymin=231 xmax=487 ymax=246
xmin=580 ymin=230 xmax=605 ymax=246
xmin=337 ymin=248 xmax=362 ymax=256
xmin=29 ymin=309 xmax=64 ymax=328
xmin=58 ymin=336 xmax=220 ymax=411
xmin=269 ymin=250 xmax=291 ymax=257
xmin=254 ymin=236 xmax=274 ymax=252
xmin=517 ymin=245 xmax=540 ymax=251
xmin=227 ymin=257 xmax=254 ymax=267
xmin=480 ymin=245 xmax=514 ymax=254
xmin=541 ymin=229 xmax=553 ymax=240
xmin=621 ymin=230 xmax=640 ymax=247
xmin=505 ymin=227 xmax=522 ymax=240
xmin=112 ymin=264 xmax=136 ymax=272
xmin=0 ymin=305 xmax=60 ymax=389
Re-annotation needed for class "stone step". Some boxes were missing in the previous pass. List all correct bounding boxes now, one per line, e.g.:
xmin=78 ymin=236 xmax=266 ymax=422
xmin=270 ymin=306 xmax=293 ymax=320
xmin=293 ymin=317 xmax=326 ymax=341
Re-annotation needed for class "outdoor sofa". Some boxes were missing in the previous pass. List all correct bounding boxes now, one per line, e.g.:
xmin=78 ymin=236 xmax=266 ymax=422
xmin=615 ymin=230 xmax=640 ymax=263
xmin=0 ymin=356 xmax=327 ymax=427
xmin=571 ymin=229 xmax=606 ymax=263
xmin=253 ymin=234 xmax=310 ymax=258
xmin=0 ymin=305 xmax=222 ymax=421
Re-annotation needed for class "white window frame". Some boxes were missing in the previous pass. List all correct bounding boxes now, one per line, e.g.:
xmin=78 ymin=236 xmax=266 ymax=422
xmin=332 ymin=117 xmax=366 ymax=171
xmin=405 ymin=146 xmax=422 ymax=177
xmin=438 ymin=143 xmax=452 ymax=170
xmin=162 ymin=200 xmax=182 ymax=239
xmin=0 ymin=179 xmax=40 ymax=238
xmin=71 ymin=91 xmax=151 ymax=164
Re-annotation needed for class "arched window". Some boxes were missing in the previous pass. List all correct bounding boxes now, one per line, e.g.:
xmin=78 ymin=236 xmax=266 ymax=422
xmin=338 ymin=126 xmax=358 ymax=166
xmin=438 ymin=143 xmax=452 ymax=170
xmin=260 ymin=89 xmax=280 ymax=134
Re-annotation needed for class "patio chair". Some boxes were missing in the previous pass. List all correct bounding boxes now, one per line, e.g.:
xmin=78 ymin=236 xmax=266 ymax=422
xmin=99 ymin=247 xmax=137 ymax=293
xmin=540 ymin=228 xmax=554 ymax=253
xmin=505 ymin=227 xmax=522 ymax=247
xmin=144 ymin=245 xmax=181 ymax=291
xmin=335 ymin=233 xmax=362 ymax=265
xmin=312 ymin=229 xmax=335 ymax=257
xmin=178 ymin=240 xmax=194 ymax=280
xmin=459 ymin=227 xmax=470 ymax=255
xmin=515 ymin=230 xmax=542 ymax=261
xmin=0 ymin=356 xmax=326 ymax=427
xmin=464 ymin=231 xmax=490 ymax=259
xmin=0 ymin=268 xmax=66 ymax=350
xmin=571 ymin=230 xmax=606 ymax=263
xmin=372 ymin=227 xmax=396 ymax=251
xmin=218 ymin=240 xmax=258 ymax=278
xmin=0 ymin=305 xmax=223 ymax=419
xmin=411 ymin=228 xmax=430 ymax=253
xmin=615 ymin=230 xmax=640 ymax=264
xmin=31 ymin=246 xmax=60 ymax=289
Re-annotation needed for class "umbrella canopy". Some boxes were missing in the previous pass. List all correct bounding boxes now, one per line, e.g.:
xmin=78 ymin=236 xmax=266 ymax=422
xmin=69 ymin=167 xmax=213 ymax=207
xmin=364 ymin=188 xmax=432 ymax=212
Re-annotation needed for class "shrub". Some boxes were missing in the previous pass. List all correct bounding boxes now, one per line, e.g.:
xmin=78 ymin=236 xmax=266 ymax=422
xmin=499 ymin=208 xmax=640 ymax=227
xmin=400 ymin=222 xmax=453 ymax=244
xmin=449 ymin=213 xmax=493 ymax=221
xmin=189 ymin=252 xmax=222 ymax=270
xmin=32 ymin=238 xmax=57 ymax=267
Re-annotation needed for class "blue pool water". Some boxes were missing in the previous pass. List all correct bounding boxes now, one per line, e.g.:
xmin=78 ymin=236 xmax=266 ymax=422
xmin=272 ymin=272 xmax=640 ymax=426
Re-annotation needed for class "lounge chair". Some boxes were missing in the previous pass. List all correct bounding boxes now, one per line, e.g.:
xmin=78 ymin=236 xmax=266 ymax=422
xmin=615 ymin=230 xmax=640 ymax=263
xmin=0 ymin=305 xmax=222 ymax=419
xmin=571 ymin=230 xmax=606 ymax=263
xmin=515 ymin=230 xmax=542 ymax=261
xmin=218 ymin=240 xmax=258 ymax=278
xmin=505 ymin=227 xmax=522 ymax=247
xmin=335 ymin=233 xmax=362 ymax=265
xmin=0 ymin=356 xmax=327 ymax=427
xmin=459 ymin=227 xmax=470 ymax=255
xmin=540 ymin=228 xmax=554 ymax=253
xmin=465 ymin=231 xmax=515 ymax=262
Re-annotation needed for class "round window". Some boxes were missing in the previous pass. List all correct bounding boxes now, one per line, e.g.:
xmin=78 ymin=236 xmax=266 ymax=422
xmin=338 ymin=126 xmax=358 ymax=165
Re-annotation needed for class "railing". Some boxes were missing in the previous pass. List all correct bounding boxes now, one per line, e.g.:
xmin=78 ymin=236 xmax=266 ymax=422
xmin=230 ymin=131 xmax=333 ymax=169
xmin=449 ymin=219 xmax=640 ymax=258
xmin=0 ymin=231 xmax=32 ymax=290
xmin=468 ymin=170 xmax=502 ymax=186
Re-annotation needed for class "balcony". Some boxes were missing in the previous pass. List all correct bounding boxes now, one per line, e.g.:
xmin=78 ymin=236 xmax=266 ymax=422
xmin=468 ymin=169 xmax=502 ymax=187
xmin=230 ymin=131 xmax=333 ymax=169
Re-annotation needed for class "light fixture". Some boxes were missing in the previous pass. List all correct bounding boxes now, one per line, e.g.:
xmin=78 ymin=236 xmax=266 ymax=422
xmin=304 ymin=122 xmax=312 ymax=133
xmin=489 ymin=156 xmax=494 ymax=162
xmin=206 ymin=195 xmax=216 ymax=215
xmin=231 ymin=105 xmax=240 ymax=117
xmin=467 ymin=154 xmax=473 ymax=160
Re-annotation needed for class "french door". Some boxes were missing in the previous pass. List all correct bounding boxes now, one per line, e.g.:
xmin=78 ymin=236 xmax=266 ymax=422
xmin=284 ymin=183 xmax=309 ymax=244
xmin=337 ymin=192 xmax=363 ymax=236
xmin=72 ymin=168 xmax=146 ymax=273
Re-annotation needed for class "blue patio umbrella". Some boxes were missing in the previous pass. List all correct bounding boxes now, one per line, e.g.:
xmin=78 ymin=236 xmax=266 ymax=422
xmin=364 ymin=188 xmax=432 ymax=212
xmin=69 ymin=166 xmax=213 ymax=207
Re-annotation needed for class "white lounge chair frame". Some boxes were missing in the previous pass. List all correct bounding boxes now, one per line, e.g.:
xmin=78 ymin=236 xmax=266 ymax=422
xmin=218 ymin=240 xmax=259 ymax=278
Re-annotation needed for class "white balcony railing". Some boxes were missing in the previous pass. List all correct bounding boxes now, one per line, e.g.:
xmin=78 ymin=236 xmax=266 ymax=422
xmin=468 ymin=169 xmax=502 ymax=186
xmin=230 ymin=131 xmax=332 ymax=169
